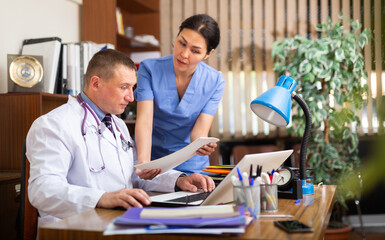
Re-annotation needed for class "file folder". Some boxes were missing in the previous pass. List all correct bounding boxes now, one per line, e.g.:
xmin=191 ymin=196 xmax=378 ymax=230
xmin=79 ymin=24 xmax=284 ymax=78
xmin=21 ymin=37 xmax=62 ymax=94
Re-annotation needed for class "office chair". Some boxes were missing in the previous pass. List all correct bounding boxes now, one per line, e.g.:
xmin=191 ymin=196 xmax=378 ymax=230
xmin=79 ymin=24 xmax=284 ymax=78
xmin=232 ymin=144 xmax=280 ymax=165
xmin=18 ymin=141 xmax=38 ymax=240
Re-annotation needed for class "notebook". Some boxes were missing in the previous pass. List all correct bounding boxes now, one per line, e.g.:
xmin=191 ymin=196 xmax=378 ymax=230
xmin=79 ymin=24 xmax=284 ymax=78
xmin=150 ymin=149 xmax=293 ymax=207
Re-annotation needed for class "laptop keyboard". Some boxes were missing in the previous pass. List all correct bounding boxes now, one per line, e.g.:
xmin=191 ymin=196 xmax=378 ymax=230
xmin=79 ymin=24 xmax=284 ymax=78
xmin=166 ymin=191 xmax=211 ymax=203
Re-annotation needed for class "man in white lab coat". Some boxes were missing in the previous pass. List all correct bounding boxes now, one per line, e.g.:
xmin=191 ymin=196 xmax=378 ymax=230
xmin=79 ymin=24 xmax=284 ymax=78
xmin=26 ymin=49 xmax=215 ymax=226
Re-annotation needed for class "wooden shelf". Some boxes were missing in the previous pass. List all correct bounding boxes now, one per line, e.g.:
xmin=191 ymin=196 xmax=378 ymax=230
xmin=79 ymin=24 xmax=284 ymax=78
xmin=116 ymin=34 xmax=160 ymax=52
xmin=117 ymin=0 xmax=158 ymax=14
xmin=83 ymin=0 xmax=160 ymax=56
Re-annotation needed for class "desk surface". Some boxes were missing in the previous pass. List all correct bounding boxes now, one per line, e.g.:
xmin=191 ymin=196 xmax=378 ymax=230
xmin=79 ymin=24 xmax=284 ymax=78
xmin=39 ymin=185 xmax=336 ymax=240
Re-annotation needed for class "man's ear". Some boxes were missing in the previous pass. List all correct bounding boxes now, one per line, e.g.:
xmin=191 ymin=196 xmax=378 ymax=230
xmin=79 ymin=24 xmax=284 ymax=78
xmin=204 ymin=49 xmax=215 ymax=60
xmin=89 ymin=75 xmax=100 ymax=90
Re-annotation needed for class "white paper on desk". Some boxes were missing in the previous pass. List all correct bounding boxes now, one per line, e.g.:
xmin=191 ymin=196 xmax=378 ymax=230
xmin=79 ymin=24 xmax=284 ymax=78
xmin=134 ymin=137 xmax=219 ymax=172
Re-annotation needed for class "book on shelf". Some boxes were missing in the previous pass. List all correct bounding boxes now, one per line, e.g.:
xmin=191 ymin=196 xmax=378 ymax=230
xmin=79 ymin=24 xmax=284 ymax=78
xmin=62 ymin=41 xmax=114 ymax=95
xmin=115 ymin=7 xmax=124 ymax=35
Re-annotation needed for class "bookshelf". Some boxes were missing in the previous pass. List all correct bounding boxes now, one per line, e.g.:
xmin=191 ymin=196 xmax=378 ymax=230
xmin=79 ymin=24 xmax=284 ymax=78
xmin=82 ymin=0 xmax=160 ymax=56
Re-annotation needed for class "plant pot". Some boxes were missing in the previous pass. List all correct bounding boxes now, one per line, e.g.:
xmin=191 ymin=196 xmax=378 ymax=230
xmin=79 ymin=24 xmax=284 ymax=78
xmin=324 ymin=222 xmax=353 ymax=240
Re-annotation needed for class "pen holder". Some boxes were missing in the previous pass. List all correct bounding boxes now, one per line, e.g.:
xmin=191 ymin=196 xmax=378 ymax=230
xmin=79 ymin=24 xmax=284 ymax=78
xmin=260 ymin=184 xmax=278 ymax=212
xmin=233 ymin=185 xmax=260 ymax=218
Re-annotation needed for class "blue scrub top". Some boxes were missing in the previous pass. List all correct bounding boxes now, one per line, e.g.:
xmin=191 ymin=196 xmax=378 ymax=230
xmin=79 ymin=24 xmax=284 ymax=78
xmin=134 ymin=55 xmax=225 ymax=174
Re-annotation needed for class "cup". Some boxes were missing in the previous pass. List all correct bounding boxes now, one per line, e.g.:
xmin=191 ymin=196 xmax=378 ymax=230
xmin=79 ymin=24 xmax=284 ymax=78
xmin=260 ymin=184 xmax=278 ymax=212
xmin=233 ymin=185 xmax=260 ymax=218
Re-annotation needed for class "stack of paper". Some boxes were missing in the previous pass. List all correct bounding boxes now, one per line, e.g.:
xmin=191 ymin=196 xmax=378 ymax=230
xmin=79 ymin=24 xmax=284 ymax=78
xmin=104 ymin=205 xmax=247 ymax=235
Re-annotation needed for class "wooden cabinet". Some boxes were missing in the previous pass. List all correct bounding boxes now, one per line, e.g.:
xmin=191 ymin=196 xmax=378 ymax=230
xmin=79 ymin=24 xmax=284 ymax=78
xmin=82 ymin=0 xmax=160 ymax=56
xmin=0 ymin=172 xmax=21 ymax=240
xmin=0 ymin=93 xmax=68 ymax=171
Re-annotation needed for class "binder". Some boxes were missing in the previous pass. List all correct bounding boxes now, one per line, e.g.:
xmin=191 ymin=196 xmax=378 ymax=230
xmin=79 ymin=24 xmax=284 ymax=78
xmin=21 ymin=37 xmax=62 ymax=94
xmin=61 ymin=44 xmax=68 ymax=94
xmin=113 ymin=206 xmax=246 ymax=227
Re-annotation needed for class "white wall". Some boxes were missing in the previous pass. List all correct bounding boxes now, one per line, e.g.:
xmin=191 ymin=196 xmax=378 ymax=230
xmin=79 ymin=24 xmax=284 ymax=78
xmin=0 ymin=0 xmax=81 ymax=93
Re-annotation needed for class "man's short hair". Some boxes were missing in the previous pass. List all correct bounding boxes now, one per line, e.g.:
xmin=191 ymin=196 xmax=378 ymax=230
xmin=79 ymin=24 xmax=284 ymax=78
xmin=85 ymin=49 xmax=136 ymax=87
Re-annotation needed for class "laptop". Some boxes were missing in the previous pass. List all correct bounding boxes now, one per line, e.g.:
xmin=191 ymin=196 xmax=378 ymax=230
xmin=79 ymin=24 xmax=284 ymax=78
xmin=150 ymin=149 xmax=293 ymax=207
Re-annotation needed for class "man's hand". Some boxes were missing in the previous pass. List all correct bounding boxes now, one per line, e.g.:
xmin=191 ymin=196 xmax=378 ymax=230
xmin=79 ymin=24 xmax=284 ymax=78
xmin=97 ymin=188 xmax=151 ymax=209
xmin=135 ymin=168 xmax=162 ymax=180
xmin=176 ymin=173 xmax=216 ymax=193
xmin=196 ymin=142 xmax=217 ymax=156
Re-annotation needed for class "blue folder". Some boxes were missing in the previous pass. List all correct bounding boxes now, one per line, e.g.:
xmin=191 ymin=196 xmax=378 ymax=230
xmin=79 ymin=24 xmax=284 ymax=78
xmin=113 ymin=206 xmax=246 ymax=228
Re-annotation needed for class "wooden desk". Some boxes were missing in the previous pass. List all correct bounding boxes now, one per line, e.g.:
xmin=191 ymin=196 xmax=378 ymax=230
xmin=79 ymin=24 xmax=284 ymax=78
xmin=39 ymin=185 xmax=336 ymax=240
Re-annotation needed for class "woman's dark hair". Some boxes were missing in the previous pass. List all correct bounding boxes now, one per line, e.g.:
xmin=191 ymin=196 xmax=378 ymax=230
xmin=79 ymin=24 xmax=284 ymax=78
xmin=178 ymin=14 xmax=220 ymax=54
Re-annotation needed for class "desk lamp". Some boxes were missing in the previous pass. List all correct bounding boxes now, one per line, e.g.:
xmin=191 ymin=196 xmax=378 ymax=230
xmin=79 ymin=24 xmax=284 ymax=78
xmin=250 ymin=75 xmax=314 ymax=195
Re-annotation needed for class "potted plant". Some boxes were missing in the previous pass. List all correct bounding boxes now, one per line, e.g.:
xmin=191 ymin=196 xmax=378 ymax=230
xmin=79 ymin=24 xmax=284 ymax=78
xmin=272 ymin=14 xmax=371 ymax=239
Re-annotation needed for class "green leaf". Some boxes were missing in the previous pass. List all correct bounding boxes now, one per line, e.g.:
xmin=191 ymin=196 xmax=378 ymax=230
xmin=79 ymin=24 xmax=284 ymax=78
xmin=358 ymin=33 xmax=368 ymax=49
xmin=318 ymin=69 xmax=332 ymax=80
xmin=353 ymin=60 xmax=363 ymax=72
xmin=330 ymin=39 xmax=341 ymax=50
xmin=342 ymin=128 xmax=350 ymax=140
xmin=303 ymin=73 xmax=315 ymax=82
xmin=335 ymin=48 xmax=345 ymax=62
xmin=305 ymin=48 xmax=319 ymax=59
xmin=313 ymin=62 xmax=324 ymax=74
xmin=315 ymin=23 xmax=325 ymax=32
xmin=299 ymin=59 xmax=312 ymax=74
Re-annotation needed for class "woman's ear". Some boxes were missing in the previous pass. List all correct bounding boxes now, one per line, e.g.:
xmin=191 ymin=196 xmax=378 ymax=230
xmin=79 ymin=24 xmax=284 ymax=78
xmin=204 ymin=49 xmax=215 ymax=60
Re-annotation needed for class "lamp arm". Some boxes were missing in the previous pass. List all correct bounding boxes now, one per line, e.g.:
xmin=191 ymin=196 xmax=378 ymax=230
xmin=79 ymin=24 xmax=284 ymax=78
xmin=293 ymin=93 xmax=312 ymax=180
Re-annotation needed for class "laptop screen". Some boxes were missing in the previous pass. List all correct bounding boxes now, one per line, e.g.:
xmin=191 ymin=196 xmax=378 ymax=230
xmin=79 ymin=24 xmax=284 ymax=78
xmin=150 ymin=149 xmax=293 ymax=207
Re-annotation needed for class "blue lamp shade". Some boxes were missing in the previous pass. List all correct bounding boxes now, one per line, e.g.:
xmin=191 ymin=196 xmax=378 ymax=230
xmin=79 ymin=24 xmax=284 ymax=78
xmin=250 ymin=76 xmax=297 ymax=127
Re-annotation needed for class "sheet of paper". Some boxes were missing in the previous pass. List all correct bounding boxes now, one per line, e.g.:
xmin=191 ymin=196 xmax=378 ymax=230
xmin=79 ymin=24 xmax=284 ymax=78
xmin=134 ymin=137 xmax=219 ymax=172
xmin=140 ymin=205 xmax=238 ymax=219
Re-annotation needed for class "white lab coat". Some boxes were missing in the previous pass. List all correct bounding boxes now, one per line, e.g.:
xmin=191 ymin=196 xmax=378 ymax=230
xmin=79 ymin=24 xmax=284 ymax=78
xmin=26 ymin=96 xmax=181 ymax=226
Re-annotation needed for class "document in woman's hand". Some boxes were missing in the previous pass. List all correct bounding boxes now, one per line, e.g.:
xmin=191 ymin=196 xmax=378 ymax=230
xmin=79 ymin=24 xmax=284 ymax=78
xmin=134 ymin=137 xmax=219 ymax=172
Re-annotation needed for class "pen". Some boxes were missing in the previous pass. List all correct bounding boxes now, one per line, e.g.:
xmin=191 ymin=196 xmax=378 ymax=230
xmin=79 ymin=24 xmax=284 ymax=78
xmin=231 ymin=175 xmax=241 ymax=186
xmin=249 ymin=164 xmax=253 ymax=180
xmin=256 ymin=165 xmax=262 ymax=177
xmin=236 ymin=167 xmax=243 ymax=186
xmin=241 ymin=172 xmax=250 ymax=187
xmin=272 ymin=172 xmax=280 ymax=184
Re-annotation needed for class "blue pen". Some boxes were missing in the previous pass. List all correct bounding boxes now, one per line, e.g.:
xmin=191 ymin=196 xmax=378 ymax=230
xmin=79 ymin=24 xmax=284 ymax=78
xmin=250 ymin=177 xmax=254 ymax=186
xmin=236 ymin=167 xmax=244 ymax=186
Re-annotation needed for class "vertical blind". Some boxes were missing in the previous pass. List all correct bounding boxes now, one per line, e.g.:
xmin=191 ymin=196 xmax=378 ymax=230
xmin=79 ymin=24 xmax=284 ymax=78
xmin=160 ymin=0 xmax=384 ymax=140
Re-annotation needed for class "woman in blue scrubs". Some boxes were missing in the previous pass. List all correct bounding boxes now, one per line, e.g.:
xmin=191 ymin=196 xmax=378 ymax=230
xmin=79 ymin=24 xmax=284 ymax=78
xmin=134 ymin=14 xmax=224 ymax=178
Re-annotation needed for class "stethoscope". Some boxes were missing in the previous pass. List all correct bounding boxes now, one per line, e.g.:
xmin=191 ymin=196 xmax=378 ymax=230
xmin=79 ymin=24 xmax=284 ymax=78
xmin=76 ymin=94 xmax=133 ymax=172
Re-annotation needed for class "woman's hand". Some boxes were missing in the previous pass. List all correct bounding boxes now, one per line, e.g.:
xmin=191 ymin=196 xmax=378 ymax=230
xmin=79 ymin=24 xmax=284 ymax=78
xmin=135 ymin=168 xmax=162 ymax=180
xmin=196 ymin=142 xmax=217 ymax=156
